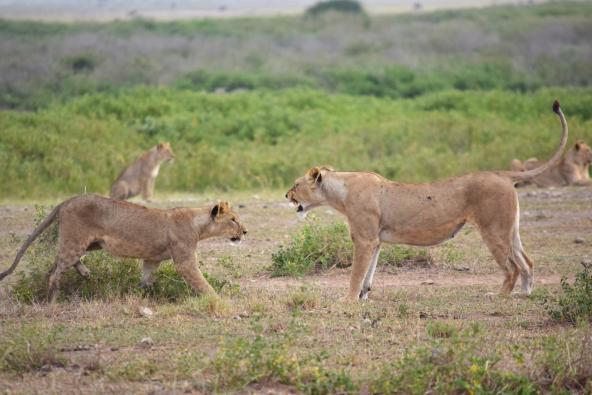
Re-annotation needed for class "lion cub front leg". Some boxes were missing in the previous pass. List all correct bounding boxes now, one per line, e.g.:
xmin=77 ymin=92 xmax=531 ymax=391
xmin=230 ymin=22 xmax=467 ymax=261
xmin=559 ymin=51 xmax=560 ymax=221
xmin=346 ymin=239 xmax=380 ymax=301
xmin=172 ymin=250 xmax=216 ymax=296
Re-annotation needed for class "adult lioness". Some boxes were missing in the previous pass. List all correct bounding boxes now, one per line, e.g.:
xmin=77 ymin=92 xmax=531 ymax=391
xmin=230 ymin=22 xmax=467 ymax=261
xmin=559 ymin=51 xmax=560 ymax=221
xmin=511 ymin=140 xmax=591 ymax=187
xmin=286 ymin=101 xmax=567 ymax=301
xmin=110 ymin=142 xmax=175 ymax=201
xmin=0 ymin=195 xmax=247 ymax=302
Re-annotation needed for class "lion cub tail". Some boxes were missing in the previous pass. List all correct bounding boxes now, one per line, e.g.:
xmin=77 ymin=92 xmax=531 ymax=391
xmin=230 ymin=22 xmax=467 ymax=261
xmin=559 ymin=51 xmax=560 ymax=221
xmin=504 ymin=100 xmax=568 ymax=183
xmin=0 ymin=203 xmax=63 ymax=281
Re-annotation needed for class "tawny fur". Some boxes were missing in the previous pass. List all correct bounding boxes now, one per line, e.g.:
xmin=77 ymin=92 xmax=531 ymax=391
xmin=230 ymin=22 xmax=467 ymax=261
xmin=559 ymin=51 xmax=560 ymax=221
xmin=110 ymin=142 xmax=175 ymax=201
xmin=286 ymin=101 xmax=568 ymax=301
xmin=0 ymin=195 xmax=247 ymax=302
xmin=511 ymin=140 xmax=592 ymax=187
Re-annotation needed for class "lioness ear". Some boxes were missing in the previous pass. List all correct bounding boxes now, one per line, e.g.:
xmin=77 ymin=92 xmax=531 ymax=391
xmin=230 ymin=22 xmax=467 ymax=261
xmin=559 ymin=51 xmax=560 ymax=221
xmin=575 ymin=142 xmax=581 ymax=151
xmin=211 ymin=204 xmax=219 ymax=218
xmin=157 ymin=142 xmax=165 ymax=150
xmin=308 ymin=167 xmax=322 ymax=184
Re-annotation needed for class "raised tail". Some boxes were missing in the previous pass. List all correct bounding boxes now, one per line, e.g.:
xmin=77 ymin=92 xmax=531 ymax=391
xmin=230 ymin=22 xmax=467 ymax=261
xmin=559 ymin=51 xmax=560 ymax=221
xmin=0 ymin=203 xmax=62 ymax=281
xmin=503 ymin=100 xmax=568 ymax=183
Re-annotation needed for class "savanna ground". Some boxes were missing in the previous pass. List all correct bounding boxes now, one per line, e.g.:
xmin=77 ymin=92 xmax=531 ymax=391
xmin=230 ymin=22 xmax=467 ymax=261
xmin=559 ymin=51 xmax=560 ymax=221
xmin=0 ymin=186 xmax=591 ymax=393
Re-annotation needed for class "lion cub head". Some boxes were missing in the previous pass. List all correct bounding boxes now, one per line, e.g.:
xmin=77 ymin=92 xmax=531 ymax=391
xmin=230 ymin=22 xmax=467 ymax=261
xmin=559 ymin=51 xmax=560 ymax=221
xmin=209 ymin=201 xmax=248 ymax=244
xmin=156 ymin=142 xmax=175 ymax=162
xmin=285 ymin=166 xmax=333 ymax=219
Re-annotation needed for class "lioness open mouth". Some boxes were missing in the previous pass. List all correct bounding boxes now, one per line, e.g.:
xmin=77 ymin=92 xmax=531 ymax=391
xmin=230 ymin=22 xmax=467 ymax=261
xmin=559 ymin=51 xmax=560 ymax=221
xmin=297 ymin=205 xmax=304 ymax=212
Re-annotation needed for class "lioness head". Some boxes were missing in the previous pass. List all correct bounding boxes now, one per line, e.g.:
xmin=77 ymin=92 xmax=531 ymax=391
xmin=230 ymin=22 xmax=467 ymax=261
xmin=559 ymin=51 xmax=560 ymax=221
xmin=210 ymin=201 xmax=248 ymax=244
xmin=573 ymin=140 xmax=592 ymax=165
xmin=285 ymin=166 xmax=332 ymax=219
xmin=156 ymin=142 xmax=175 ymax=162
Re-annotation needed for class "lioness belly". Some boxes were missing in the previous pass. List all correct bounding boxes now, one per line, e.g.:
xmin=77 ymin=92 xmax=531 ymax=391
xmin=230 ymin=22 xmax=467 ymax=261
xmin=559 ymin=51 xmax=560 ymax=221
xmin=379 ymin=220 xmax=465 ymax=247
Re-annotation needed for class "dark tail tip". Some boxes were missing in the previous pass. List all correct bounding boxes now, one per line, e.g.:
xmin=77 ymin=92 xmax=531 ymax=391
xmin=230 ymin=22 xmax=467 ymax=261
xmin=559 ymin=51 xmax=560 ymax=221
xmin=552 ymin=100 xmax=561 ymax=114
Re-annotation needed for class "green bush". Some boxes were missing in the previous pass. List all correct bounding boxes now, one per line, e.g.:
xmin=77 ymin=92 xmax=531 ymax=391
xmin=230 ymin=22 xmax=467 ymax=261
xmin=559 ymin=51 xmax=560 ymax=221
xmin=305 ymin=0 xmax=365 ymax=17
xmin=270 ymin=220 xmax=430 ymax=277
xmin=542 ymin=266 xmax=592 ymax=325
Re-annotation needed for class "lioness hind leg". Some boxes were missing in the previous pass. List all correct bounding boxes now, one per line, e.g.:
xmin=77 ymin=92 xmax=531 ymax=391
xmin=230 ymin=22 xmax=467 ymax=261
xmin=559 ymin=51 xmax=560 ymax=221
xmin=360 ymin=246 xmax=380 ymax=300
xmin=479 ymin=231 xmax=516 ymax=295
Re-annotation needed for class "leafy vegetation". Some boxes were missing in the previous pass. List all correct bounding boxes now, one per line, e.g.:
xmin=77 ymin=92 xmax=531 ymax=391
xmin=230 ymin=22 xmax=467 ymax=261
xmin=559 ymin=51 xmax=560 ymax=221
xmin=305 ymin=0 xmax=365 ymax=17
xmin=542 ymin=265 xmax=592 ymax=325
xmin=270 ymin=219 xmax=430 ymax=277
xmin=2 ymin=87 xmax=591 ymax=200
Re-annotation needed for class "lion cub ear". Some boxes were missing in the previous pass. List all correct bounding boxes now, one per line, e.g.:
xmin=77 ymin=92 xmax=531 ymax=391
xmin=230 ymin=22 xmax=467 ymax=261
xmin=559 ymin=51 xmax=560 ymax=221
xmin=307 ymin=167 xmax=323 ymax=184
xmin=212 ymin=202 xmax=230 ymax=218
xmin=157 ymin=142 xmax=166 ymax=150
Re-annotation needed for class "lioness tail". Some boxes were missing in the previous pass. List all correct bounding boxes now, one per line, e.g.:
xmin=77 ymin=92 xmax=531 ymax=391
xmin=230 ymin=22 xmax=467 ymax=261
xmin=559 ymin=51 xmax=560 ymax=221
xmin=504 ymin=100 xmax=568 ymax=183
xmin=0 ymin=203 xmax=62 ymax=281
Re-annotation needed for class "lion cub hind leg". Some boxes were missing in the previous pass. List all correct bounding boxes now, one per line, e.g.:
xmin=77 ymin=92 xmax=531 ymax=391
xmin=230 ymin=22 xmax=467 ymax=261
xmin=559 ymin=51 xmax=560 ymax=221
xmin=47 ymin=247 xmax=87 ymax=303
xmin=74 ymin=260 xmax=91 ymax=278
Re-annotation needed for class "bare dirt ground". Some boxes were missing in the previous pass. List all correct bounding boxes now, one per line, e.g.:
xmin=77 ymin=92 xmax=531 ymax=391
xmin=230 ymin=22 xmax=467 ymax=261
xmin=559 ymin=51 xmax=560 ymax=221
xmin=0 ymin=187 xmax=591 ymax=393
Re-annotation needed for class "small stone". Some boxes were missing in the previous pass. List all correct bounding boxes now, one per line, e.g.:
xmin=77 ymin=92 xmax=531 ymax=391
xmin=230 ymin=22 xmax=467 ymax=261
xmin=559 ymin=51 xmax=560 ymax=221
xmin=238 ymin=204 xmax=246 ymax=209
xmin=421 ymin=279 xmax=435 ymax=285
xmin=454 ymin=266 xmax=470 ymax=272
xmin=363 ymin=318 xmax=372 ymax=325
xmin=419 ymin=312 xmax=428 ymax=319
xmin=138 ymin=337 xmax=154 ymax=349
xmin=138 ymin=306 xmax=153 ymax=318
xmin=581 ymin=259 xmax=591 ymax=270
xmin=574 ymin=237 xmax=585 ymax=244
xmin=110 ymin=347 xmax=120 ymax=351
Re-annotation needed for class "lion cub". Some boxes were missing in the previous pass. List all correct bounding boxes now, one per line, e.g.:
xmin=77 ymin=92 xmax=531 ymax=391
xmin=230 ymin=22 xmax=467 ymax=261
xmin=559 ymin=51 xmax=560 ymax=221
xmin=0 ymin=195 xmax=247 ymax=302
xmin=110 ymin=142 xmax=175 ymax=201
xmin=511 ymin=140 xmax=592 ymax=187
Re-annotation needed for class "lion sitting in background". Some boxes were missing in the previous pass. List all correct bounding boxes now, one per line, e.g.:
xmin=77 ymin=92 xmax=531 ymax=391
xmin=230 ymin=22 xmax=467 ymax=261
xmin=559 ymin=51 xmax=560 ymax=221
xmin=110 ymin=142 xmax=175 ymax=201
xmin=511 ymin=140 xmax=592 ymax=187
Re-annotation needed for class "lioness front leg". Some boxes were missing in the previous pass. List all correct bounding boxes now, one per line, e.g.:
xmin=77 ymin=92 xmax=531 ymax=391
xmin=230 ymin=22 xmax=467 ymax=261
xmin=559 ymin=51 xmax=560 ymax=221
xmin=346 ymin=239 xmax=380 ymax=301
xmin=360 ymin=246 xmax=380 ymax=300
xmin=172 ymin=251 xmax=216 ymax=296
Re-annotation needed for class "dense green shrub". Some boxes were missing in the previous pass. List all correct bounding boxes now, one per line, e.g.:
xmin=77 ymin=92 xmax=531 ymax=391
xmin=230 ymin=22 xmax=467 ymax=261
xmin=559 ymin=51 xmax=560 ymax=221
xmin=270 ymin=220 xmax=430 ymax=277
xmin=305 ymin=0 xmax=365 ymax=17
xmin=542 ymin=266 xmax=592 ymax=325
xmin=2 ymin=87 xmax=591 ymax=199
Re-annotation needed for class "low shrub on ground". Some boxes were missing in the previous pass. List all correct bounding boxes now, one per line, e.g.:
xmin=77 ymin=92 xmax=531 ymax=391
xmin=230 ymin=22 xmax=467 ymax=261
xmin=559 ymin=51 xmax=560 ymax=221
xmin=9 ymin=205 xmax=235 ymax=303
xmin=211 ymin=323 xmax=356 ymax=393
xmin=372 ymin=324 xmax=535 ymax=394
xmin=0 ymin=324 xmax=65 ymax=373
xmin=270 ymin=219 xmax=430 ymax=277
xmin=542 ymin=264 xmax=592 ymax=325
